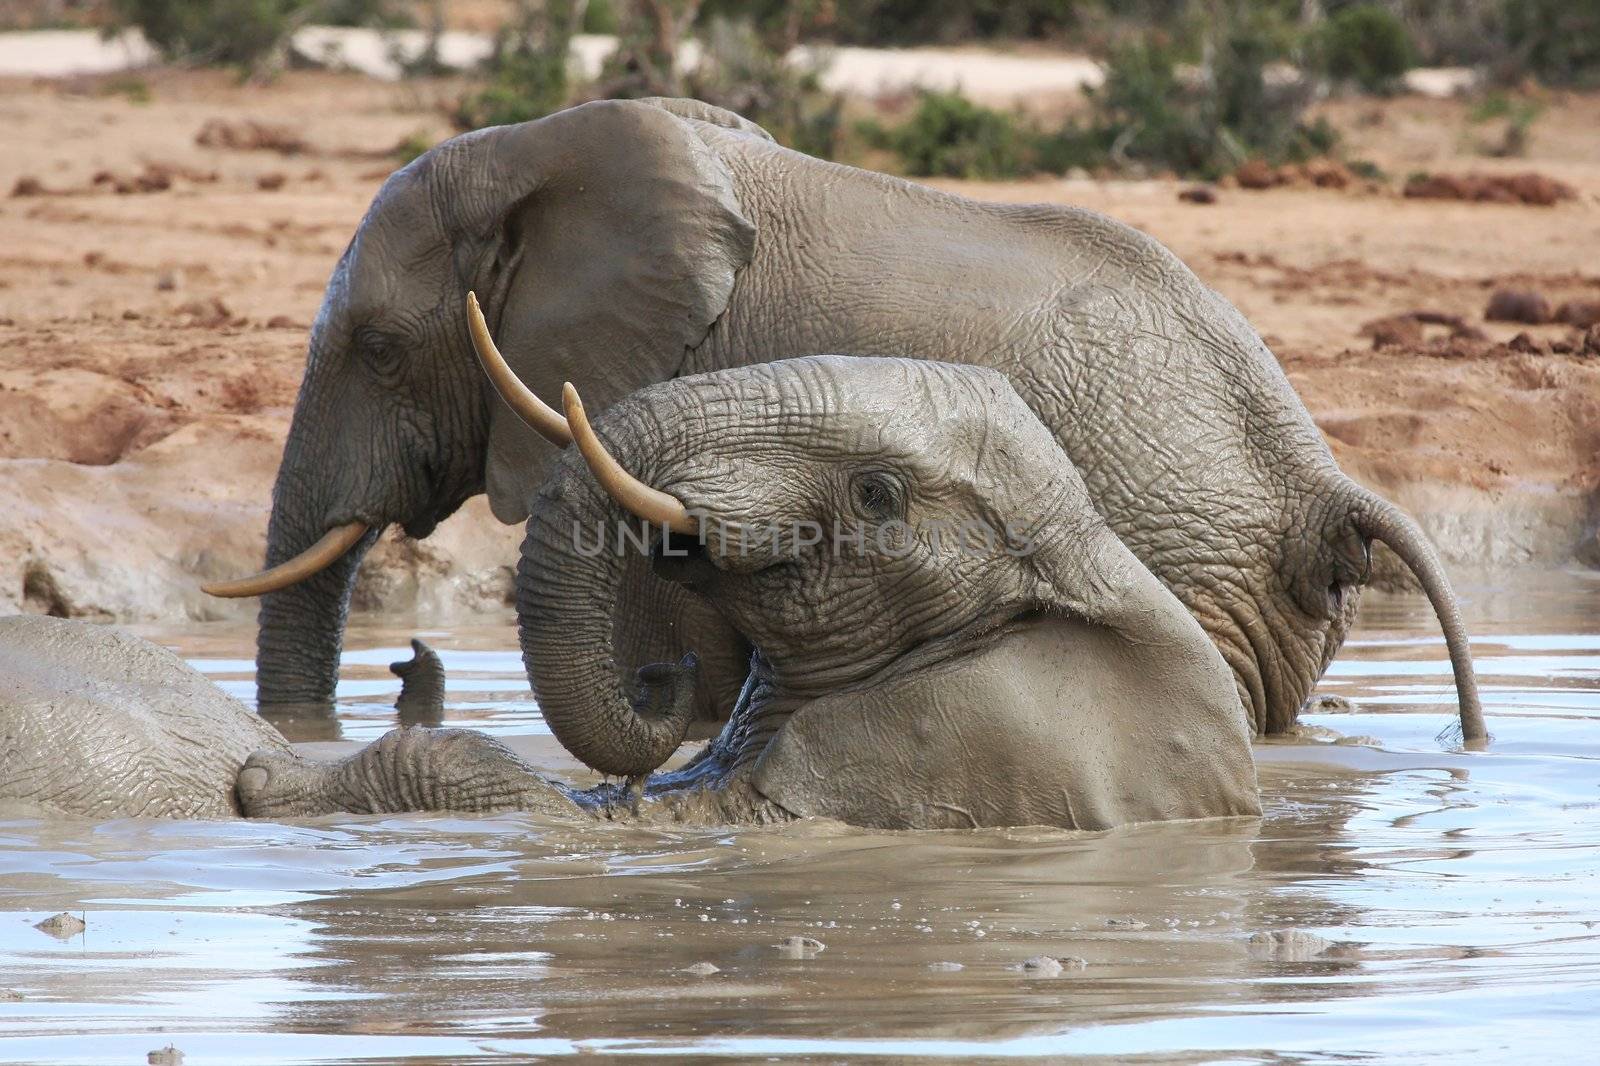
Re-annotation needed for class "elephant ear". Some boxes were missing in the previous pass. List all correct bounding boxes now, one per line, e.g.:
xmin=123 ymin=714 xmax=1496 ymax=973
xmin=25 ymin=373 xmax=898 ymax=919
xmin=437 ymin=100 xmax=757 ymax=522
xmin=751 ymin=616 xmax=1260 ymax=831
xmin=633 ymin=97 xmax=777 ymax=141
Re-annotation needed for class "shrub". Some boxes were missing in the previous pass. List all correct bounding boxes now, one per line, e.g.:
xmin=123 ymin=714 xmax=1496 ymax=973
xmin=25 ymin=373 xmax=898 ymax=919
xmin=1311 ymin=3 xmax=1415 ymax=94
xmin=1079 ymin=14 xmax=1331 ymax=179
xmin=1500 ymin=0 xmax=1600 ymax=86
xmin=108 ymin=0 xmax=403 ymax=73
xmin=453 ymin=0 xmax=583 ymax=130
xmin=454 ymin=48 xmax=570 ymax=129
xmin=686 ymin=17 xmax=844 ymax=158
xmin=107 ymin=0 xmax=311 ymax=71
xmin=870 ymin=90 xmax=1040 ymax=179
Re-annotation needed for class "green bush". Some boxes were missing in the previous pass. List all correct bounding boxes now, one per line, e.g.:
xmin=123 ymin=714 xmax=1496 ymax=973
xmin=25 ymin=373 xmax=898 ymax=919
xmin=1311 ymin=3 xmax=1415 ymax=93
xmin=687 ymin=18 xmax=845 ymax=158
xmin=108 ymin=0 xmax=402 ymax=72
xmin=108 ymin=0 xmax=310 ymax=70
xmin=869 ymin=90 xmax=1041 ymax=179
xmin=454 ymin=48 xmax=570 ymax=129
xmin=1500 ymin=0 xmax=1600 ymax=86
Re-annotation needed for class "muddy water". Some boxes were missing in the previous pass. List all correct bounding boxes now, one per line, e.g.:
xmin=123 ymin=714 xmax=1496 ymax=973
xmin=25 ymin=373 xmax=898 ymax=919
xmin=3 ymin=574 xmax=1598 ymax=1064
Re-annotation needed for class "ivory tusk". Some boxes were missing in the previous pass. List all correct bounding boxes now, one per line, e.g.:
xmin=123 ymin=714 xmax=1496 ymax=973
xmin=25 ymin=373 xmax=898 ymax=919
xmin=201 ymin=521 xmax=369 ymax=598
xmin=465 ymin=291 xmax=572 ymax=447
xmin=562 ymin=382 xmax=697 ymax=536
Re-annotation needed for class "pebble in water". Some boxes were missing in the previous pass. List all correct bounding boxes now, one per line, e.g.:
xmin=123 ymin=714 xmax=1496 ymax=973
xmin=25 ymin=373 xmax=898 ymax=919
xmin=33 ymin=913 xmax=86 ymax=940
xmin=927 ymin=961 xmax=964 ymax=972
xmin=1017 ymin=955 xmax=1087 ymax=976
xmin=774 ymin=935 xmax=825 ymax=959
xmin=683 ymin=962 xmax=721 ymax=976
xmin=147 ymin=1046 xmax=184 ymax=1066
xmin=1248 ymin=929 xmax=1333 ymax=962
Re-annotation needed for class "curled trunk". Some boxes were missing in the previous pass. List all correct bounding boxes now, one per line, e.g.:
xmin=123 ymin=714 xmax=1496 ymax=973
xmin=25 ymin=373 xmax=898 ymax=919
xmin=517 ymin=411 xmax=699 ymax=778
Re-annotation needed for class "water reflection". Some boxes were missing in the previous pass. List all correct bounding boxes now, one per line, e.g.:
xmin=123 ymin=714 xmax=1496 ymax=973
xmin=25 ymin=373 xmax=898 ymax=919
xmin=1 ymin=572 xmax=1598 ymax=1062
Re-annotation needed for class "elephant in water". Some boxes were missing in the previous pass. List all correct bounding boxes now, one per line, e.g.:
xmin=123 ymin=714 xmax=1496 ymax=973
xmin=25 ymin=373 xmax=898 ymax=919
xmin=0 ymin=616 xmax=441 ymax=819
xmin=237 ymin=357 xmax=1260 ymax=829
xmin=202 ymin=96 xmax=1482 ymax=746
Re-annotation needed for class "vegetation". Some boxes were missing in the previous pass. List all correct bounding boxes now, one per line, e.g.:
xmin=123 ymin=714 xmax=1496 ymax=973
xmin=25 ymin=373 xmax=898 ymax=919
xmin=1310 ymin=4 xmax=1414 ymax=94
xmin=105 ymin=0 xmax=402 ymax=74
xmin=452 ymin=0 xmax=584 ymax=129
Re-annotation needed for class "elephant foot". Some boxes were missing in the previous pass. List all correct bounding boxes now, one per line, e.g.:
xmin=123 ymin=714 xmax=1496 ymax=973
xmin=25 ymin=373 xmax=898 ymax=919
xmin=237 ymin=748 xmax=339 ymax=818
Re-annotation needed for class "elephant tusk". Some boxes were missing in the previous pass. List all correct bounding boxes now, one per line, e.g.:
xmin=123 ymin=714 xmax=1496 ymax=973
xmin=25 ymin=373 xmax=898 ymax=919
xmin=465 ymin=291 xmax=572 ymax=447
xmin=201 ymin=521 xmax=369 ymax=598
xmin=562 ymin=382 xmax=698 ymax=536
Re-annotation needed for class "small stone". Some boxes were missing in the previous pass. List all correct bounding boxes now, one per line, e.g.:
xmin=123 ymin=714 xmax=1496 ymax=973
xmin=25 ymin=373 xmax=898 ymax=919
xmin=1016 ymin=954 xmax=1083 ymax=975
xmin=11 ymin=176 xmax=45 ymax=197
xmin=34 ymin=912 xmax=86 ymax=939
xmin=256 ymin=172 xmax=287 ymax=191
xmin=1485 ymin=288 xmax=1553 ymax=325
xmin=1584 ymin=324 xmax=1600 ymax=356
xmin=265 ymin=314 xmax=298 ymax=329
xmin=682 ymin=961 xmax=720 ymax=976
xmin=1234 ymin=159 xmax=1279 ymax=189
xmin=156 ymin=272 xmax=179 ymax=292
xmin=0 ymin=988 xmax=23 ymax=1001
xmin=774 ymin=935 xmax=825 ymax=959
xmin=1249 ymin=928 xmax=1332 ymax=961
xmin=147 ymin=1046 xmax=184 ymax=1066
xmin=1104 ymin=917 xmax=1148 ymax=929
xmin=927 ymin=961 xmax=964 ymax=972
xmin=1303 ymin=693 xmax=1353 ymax=713
xmin=1507 ymin=331 xmax=1551 ymax=355
xmin=1555 ymin=299 xmax=1600 ymax=329
xmin=1177 ymin=185 xmax=1218 ymax=205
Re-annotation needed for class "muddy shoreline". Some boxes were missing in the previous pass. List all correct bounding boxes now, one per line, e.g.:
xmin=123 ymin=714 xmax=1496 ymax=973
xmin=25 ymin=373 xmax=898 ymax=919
xmin=1 ymin=72 xmax=1596 ymax=622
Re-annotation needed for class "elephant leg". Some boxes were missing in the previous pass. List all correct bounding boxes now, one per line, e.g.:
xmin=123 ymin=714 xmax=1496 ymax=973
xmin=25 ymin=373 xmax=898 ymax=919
xmin=235 ymin=728 xmax=576 ymax=818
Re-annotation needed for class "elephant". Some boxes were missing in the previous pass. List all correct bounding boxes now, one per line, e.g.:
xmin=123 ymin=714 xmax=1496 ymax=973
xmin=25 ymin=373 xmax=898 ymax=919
xmin=0 ymin=615 xmax=444 ymax=819
xmin=237 ymin=356 xmax=1261 ymax=829
xmin=202 ymin=96 xmax=1483 ymax=746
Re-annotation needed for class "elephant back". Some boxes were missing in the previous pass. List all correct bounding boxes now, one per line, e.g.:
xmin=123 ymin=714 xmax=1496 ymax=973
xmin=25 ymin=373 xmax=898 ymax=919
xmin=0 ymin=616 xmax=289 ymax=819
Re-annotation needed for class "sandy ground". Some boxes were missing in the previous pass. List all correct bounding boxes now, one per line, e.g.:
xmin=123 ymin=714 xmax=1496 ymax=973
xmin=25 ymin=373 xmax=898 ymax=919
xmin=0 ymin=69 xmax=1596 ymax=622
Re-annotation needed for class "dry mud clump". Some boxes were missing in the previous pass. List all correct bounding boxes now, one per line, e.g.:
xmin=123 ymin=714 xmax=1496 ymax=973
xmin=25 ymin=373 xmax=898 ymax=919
xmin=195 ymin=118 xmax=308 ymax=155
xmin=1402 ymin=171 xmax=1577 ymax=205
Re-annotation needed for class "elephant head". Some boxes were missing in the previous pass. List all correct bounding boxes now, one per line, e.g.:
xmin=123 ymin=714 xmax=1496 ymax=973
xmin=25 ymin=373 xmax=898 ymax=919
xmin=203 ymin=99 xmax=761 ymax=709
xmin=505 ymin=354 xmax=1259 ymax=827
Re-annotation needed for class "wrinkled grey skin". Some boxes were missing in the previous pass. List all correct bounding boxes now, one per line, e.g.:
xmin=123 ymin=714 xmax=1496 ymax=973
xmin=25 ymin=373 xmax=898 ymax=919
xmin=254 ymin=96 xmax=1479 ymax=743
xmin=0 ymin=622 xmax=451 ymax=820
xmin=0 ymin=615 xmax=289 ymax=819
xmin=238 ymin=358 xmax=1260 ymax=830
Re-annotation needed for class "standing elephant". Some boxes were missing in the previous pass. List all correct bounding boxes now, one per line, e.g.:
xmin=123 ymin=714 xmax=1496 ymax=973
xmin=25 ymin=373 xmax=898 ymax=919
xmin=238 ymin=357 xmax=1260 ymax=829
xmin=205 ymin=97 xmax=1482 ymax=743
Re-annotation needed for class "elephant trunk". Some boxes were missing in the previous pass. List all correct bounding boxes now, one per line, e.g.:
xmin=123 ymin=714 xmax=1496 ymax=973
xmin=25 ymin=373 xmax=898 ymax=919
xmin=516 ymin=410 xmax=699 ymax=778
xmin=253 ymin=437 xmax=381 ymax=708
xmin=1349 ymin=486 xmax=1487 ymax=745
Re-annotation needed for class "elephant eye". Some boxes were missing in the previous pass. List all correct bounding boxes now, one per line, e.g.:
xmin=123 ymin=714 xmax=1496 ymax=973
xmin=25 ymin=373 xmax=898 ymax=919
xmin=851 ymin=470 xmax=906 ymax=522
xmin=356 ymin=327 xmax=404 ymax=374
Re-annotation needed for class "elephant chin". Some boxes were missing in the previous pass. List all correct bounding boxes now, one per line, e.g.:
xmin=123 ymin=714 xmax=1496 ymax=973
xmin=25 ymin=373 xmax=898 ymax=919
xmin=750 ymin=589 xmax=1261 ymax=832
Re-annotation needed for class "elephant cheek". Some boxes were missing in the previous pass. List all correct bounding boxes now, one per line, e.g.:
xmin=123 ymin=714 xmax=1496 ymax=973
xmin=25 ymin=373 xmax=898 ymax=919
xmin=751 ymin=609 xmax=1259 ymax=832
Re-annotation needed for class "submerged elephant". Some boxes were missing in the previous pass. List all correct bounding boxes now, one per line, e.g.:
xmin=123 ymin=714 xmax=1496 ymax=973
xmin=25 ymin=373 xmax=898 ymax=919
xmin=241 ymin=356 xmax=1260 ymax=829
xmin=0 ymin=616 xmax=443 ymax=819
xmin=205 ymin=96 xmax=1482 ymax=744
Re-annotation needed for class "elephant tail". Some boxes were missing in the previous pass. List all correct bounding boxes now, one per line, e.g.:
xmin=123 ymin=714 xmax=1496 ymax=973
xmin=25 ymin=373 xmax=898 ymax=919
xmin=1348 ymin=487 xmax=1487 ymax=746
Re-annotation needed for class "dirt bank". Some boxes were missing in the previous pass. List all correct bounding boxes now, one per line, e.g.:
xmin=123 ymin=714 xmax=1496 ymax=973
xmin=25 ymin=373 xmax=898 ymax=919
xmin=0 ymin=72 xmax=1595 ymax=621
